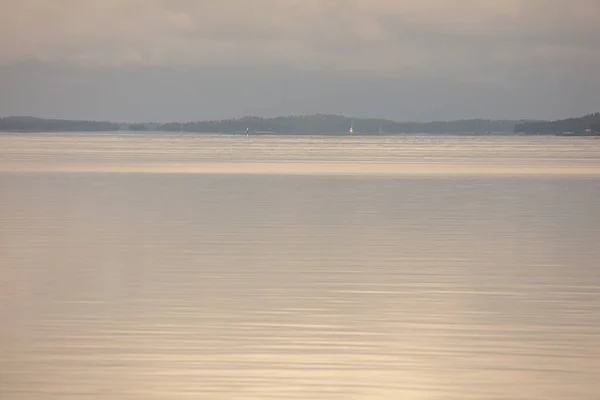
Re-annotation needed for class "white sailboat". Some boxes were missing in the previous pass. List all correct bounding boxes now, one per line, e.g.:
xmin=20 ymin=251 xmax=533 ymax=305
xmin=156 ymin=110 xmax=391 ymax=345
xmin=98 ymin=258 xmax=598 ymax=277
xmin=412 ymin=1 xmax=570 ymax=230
xmin=349 ymin=120 xmax=354 ymax=136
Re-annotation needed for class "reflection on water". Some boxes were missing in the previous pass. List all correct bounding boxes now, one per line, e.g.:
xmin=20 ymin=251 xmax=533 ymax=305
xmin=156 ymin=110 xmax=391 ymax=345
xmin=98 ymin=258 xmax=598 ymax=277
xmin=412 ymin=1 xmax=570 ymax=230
xmin=1 ymin=133 xmax=600 ymax=175
xmin=1 ymin=134 xmax=600 ymax=399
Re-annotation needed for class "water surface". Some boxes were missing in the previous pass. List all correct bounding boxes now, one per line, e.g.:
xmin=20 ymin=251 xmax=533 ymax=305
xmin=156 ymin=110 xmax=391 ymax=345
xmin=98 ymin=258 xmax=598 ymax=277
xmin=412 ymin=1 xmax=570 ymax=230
xmin=1 ymin=134 xmax=599 ymax=399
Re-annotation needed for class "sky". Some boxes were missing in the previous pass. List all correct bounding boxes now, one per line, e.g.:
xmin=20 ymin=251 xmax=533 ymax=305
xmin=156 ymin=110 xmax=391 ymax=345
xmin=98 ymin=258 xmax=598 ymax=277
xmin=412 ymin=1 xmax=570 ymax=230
xmin=1 ymin=0 xmax=599 ymax=122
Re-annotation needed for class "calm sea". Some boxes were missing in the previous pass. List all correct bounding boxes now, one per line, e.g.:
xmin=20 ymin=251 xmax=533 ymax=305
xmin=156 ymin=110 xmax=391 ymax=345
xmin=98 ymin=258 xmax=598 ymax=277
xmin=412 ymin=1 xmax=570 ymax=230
xmin=1 ymin=133 xmax=600 ymax=399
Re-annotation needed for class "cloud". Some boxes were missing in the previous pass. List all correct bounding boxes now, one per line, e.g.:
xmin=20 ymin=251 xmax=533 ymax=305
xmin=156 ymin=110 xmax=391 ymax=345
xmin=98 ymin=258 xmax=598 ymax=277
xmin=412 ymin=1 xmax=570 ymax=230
xmin=2 ymin=58 xmax=599 ymax=122
xmin=1 ymin=0 xmax=599 ymax=79
xmin=1 ymin=0 xmax=599 ymax=122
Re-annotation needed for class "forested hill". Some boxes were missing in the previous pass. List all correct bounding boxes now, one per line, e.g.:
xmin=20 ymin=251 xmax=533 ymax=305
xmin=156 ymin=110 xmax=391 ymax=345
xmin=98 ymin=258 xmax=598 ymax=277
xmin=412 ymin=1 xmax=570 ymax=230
xmin=0 ymin=116 xmax=119 ymax=131
xmin=0 ymin=114 xmax=534 ymax=134
xmin=157 ymin=115 xmax=522 ymax=134
xmin=514 ymin=113 xmax=600 ymax=134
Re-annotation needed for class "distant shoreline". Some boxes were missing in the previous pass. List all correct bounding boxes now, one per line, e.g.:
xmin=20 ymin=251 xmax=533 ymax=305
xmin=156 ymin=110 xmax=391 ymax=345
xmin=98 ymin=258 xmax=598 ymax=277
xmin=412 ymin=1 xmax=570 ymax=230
xmin=1 ymin=113 xmax=598 ymax=135
xmin=3 ymin=131 xmax=599 ymax=138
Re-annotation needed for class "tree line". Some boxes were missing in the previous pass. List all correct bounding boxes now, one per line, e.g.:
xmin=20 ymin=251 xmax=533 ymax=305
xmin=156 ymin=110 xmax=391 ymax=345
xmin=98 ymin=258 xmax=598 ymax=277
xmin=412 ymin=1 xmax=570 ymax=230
xmin=514 ymin=113 xmax=600 ymax=134
xmin=156 ymin=114 xmax=521 ymax=134
xmin=3 ymin=113 xmax=599 ymax=134
xmin=0 ymin=116 xmax=119 ymax=131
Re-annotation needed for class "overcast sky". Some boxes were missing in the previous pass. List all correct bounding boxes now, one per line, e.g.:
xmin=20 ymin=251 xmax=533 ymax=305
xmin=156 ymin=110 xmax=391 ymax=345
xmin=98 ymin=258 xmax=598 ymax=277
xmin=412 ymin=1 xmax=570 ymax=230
xmin=1 ymin=0 xmax=599 ymax=122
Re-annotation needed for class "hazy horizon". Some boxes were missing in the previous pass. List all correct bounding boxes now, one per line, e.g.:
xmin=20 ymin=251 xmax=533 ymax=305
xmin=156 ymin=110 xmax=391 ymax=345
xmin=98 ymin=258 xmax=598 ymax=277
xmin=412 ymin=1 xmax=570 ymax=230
xmin=1 ymin=1 xmax=599 ymax=122
xmin=0 ymin=107 xmax=544 ymax=124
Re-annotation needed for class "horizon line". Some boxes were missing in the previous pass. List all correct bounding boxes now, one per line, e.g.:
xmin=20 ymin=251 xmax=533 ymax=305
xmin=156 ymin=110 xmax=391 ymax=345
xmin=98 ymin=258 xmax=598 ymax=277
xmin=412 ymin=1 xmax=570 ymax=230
xmin=0 ymin=113 xmax=548 ymax=125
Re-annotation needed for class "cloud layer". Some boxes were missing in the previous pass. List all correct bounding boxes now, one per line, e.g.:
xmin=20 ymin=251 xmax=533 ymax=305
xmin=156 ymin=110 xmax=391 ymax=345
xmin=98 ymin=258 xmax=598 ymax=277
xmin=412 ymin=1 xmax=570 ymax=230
xmin=1 ymin=1 xmax=599 ymax=121
xmin=1 ymin=0 xmax=599 ymax=77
